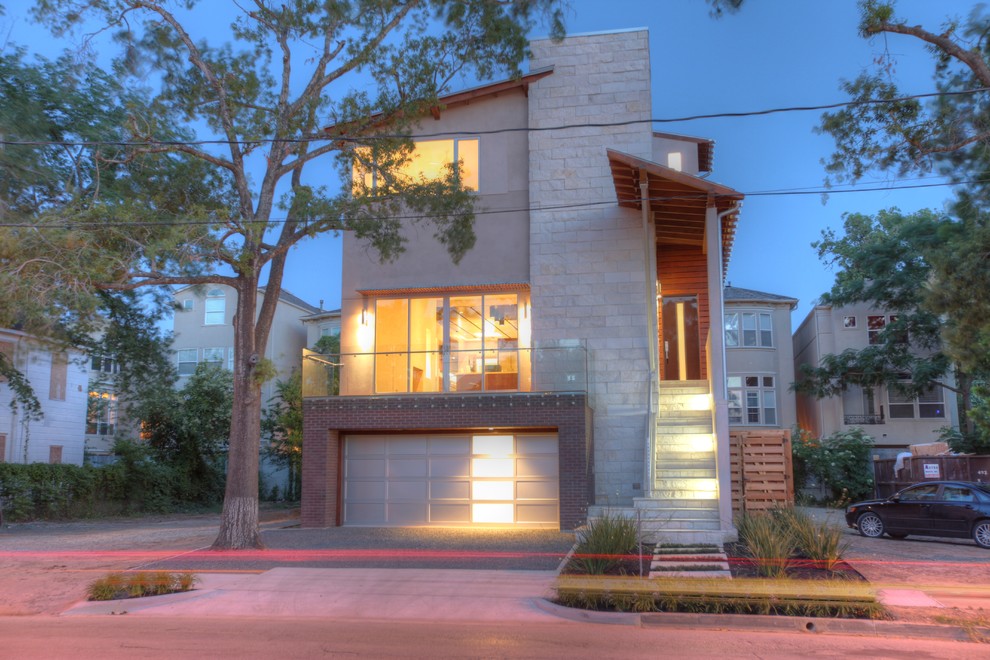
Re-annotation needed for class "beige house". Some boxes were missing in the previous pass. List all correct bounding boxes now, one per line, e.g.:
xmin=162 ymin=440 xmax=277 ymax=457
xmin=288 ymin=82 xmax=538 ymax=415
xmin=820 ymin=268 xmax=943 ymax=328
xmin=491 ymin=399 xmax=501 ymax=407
xmin=172 ymin=285 xmax=320 ymax=493
xmin=0 ymin=329 xmax=88 ymax=465
xmin=723 ymin=286 xmax=798 ymax=431
xmin=301 ymin=308 xmax=341 ymax=349
xmin=302 ymin=29 xmax=747 ymax=543
xmin=793 ymin=302 xmax=959 ymax=456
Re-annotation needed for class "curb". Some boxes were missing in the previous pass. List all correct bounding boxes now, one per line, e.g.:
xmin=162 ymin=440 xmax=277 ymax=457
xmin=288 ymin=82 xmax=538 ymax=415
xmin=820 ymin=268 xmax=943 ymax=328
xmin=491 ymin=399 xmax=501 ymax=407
xmin=535 ymin=598 xmax=990 ymax=642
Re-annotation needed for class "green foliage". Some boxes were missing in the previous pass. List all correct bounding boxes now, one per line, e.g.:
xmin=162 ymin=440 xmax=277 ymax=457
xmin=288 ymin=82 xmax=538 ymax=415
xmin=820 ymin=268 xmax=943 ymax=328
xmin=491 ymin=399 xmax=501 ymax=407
xmin=554 ymin=577 xmax=886 ymax=619
xmin=734 ymin=511 xmax=795 ymax=578
xmin=792 ymin=428 xmax=874 ymax=505
xmin=136 ymin=364 xmax=231 ymax=505
xmin=571 ymin=512 xmax=640 ymax=575
xmin=775 ymin=508 xmax=850 ymax=572
xmin=261 ymin=371 xmax=303 ymax=501
xmin=87 ymin=571 xmax=198 ymax=601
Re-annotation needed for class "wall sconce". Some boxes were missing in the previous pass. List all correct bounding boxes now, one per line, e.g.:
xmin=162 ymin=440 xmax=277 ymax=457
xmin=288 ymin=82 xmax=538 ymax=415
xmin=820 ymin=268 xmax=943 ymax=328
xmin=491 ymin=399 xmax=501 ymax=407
xmin=361 ymin=299 xmax=368 ymax=326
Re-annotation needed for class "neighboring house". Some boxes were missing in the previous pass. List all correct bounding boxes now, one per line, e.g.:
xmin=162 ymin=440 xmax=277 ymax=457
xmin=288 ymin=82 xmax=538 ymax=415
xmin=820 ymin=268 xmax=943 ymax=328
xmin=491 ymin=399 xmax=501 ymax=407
xmin=792 ymin=302 xmax=959 ymax=457
xmin=301 ymin=308 xmax=342 ymax=349
xmin=0 ymin=329 xmax=87 ymax=465
xmin=723 ymin=286 xmax=798 ymax=431
xmin=301 ymin=29 xmax=746 ymax=543
xmin=172 ymin=284 xmax=320 ymax=492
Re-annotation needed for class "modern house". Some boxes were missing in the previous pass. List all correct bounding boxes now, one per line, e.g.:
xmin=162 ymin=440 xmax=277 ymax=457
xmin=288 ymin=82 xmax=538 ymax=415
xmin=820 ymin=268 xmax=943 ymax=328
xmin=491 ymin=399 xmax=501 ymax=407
xmin=301 ymin=29 xmax=745 ymax=542
xmin=0 ymin=329 xmax=88 ymax=465
xmin=172 ymin=284 xmax=321 ymax=492
xmin=724 ymin=286 xmax=798 ymax=431
xmin=793 ymin=302 xmax=959 ymax=457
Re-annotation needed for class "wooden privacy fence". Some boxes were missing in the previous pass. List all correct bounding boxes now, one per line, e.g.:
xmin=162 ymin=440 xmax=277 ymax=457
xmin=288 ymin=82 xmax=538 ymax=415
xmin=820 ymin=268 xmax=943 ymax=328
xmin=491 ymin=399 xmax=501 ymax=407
xmin=729 ymin=429 xmax=794 ymax=514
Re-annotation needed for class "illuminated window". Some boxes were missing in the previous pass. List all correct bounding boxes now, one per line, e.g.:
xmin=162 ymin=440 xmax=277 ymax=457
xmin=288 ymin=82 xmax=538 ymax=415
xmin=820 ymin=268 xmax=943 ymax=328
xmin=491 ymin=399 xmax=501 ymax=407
xmin=353 ymin=138 xmax=479 ymax=192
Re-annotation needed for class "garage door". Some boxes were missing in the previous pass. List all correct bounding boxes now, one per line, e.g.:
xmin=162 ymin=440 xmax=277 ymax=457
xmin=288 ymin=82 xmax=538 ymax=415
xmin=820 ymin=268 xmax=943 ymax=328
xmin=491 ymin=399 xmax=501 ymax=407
xmin=343 ymin=433 xmax=558 ymax=527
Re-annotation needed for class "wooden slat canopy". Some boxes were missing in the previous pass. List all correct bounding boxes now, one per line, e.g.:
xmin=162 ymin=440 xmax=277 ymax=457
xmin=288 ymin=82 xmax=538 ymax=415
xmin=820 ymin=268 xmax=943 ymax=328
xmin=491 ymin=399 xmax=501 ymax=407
xmin=607 ymin=149 xmax=743 ymax=271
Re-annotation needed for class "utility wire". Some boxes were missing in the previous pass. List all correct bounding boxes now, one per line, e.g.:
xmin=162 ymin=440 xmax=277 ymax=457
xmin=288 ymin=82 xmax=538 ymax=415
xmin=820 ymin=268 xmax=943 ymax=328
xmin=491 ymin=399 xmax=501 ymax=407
xmin=0 ymin=175 xmax=976 ymax=230
xmin=0 ymin=87 xmax=986 ymax=149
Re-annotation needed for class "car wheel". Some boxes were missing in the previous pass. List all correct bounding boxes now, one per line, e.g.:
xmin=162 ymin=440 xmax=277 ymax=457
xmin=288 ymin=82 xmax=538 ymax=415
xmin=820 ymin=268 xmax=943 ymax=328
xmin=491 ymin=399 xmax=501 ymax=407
xmin=887 ymin=533 xmax=908 ymax=540
xmin=857 ymin=512 xmax=885 ymax=538
xmin=973 ymin=520 xmax=990 ymax=549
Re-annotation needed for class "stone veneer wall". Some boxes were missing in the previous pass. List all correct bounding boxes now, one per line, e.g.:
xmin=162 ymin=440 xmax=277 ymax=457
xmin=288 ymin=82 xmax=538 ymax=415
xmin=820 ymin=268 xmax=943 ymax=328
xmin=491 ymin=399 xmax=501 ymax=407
xmin=300 ymin=392 xmax=592 ymax=530
xmin=527 ymin=29 xmax=655 ymax=506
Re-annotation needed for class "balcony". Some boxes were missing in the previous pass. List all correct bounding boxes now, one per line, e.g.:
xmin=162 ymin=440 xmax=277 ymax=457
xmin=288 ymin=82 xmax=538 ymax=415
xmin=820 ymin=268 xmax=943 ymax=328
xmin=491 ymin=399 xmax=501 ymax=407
xmin=843 ymin=414 xmax=884 ymax=425
xmin=302 ymin=344 xmax=588 ymax=398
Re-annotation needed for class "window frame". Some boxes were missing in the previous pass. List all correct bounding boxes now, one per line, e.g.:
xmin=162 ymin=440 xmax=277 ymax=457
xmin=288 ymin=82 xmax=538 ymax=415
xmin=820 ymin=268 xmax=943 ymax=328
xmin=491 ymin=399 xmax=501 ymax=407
xmin=887 ymin=380 xmax=945 ymax=420
xmin=177 ymin=348 xmax=198 ymax=375
xmin=725 ymin=310 xmax=773 ymax=348
xmin=728 ymin=374 xmax=778 ymax=426
xmin=204 ymin=289 xmax=226 ymax=325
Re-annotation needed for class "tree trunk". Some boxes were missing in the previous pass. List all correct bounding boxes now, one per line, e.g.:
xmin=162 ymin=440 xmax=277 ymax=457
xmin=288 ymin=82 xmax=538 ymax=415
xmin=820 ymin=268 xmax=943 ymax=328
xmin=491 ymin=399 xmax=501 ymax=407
xmin=212 ymin=283 xmax=264 ymax=550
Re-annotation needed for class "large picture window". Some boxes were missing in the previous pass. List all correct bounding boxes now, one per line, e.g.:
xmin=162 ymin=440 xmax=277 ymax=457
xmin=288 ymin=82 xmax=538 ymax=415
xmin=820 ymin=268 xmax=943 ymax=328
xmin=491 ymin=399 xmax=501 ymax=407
xmin=354 ymin=138 xmax=480 ymax=192
xmin=374 ymin=292 xmax=523 ymax=394
xmin=888 ymin=381 xmax=945 ymax=419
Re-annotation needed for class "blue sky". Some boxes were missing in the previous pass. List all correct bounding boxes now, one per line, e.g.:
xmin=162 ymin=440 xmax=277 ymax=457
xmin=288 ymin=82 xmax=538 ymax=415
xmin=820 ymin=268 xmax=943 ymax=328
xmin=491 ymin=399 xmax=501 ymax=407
xmin=2 ymin=1 xmax=962 ymax=325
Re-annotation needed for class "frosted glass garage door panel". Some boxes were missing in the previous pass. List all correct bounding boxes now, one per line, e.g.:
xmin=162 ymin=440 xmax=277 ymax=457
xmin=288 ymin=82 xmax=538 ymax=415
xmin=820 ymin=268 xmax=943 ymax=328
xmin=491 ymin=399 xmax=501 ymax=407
xmin=516 ymin=435 xmax=556 ymax=454
xmin=430 ymin=437 xmax=470 ymax=454
xmin=517 ymin=457 xmax=558 ymax=478
xmin=429 ymin=457 xmax=470 ymax=478
xmin=430 ymin=480 xmax=470 ymax=500
xmin=388 ymin=458 xmax=428 ymax=478
xmin=346 ymin=458 xmax=386 ymax=479
xmin=516 ymin=480 xmax=558 ymax=500
xmin=516 ymin=503 xmax=558 ymax=524
xmin=346 ymin=480 xmax=387 ymax=501
xmin=347 ymin=436 xmax=386 ymax=456
xmin=388 ymin=480 xmax=427 ymax=501
xmin=430 ymin=503 xmax=470 ymax=523
xmin=389 ymin=437 xmax=429 ymax=454
xmin=345 ymin=502 xmax=386 ymax=524
xmin=388 ymin=502 xmax=428 ymax=523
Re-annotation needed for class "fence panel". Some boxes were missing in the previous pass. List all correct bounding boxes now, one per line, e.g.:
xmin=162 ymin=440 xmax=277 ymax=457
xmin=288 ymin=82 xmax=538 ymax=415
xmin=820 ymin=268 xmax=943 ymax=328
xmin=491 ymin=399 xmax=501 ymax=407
xmin=729 ymin=429 xmax=794 ymax=514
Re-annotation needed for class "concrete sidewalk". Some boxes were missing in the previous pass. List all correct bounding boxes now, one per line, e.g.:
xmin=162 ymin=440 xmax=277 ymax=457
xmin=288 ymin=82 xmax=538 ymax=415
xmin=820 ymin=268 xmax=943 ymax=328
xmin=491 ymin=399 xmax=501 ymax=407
xmin=62 ymin=568 xmax=566 ymax=623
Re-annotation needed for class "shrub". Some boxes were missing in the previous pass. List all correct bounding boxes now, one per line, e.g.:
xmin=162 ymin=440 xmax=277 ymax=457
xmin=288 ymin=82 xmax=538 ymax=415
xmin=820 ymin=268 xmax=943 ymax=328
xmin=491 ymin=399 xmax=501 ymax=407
xmin=571 ymin=511 xmax=640 ymax=575
xmin=735 ymin=510 xmax=795 ymax=578
xmin=775 ymin=508 xmax=850 ymax=572
xmin=87 ymin=572 xmax=198 ymax=601
xmin=792 ymin=427 xmax=874 ymax=506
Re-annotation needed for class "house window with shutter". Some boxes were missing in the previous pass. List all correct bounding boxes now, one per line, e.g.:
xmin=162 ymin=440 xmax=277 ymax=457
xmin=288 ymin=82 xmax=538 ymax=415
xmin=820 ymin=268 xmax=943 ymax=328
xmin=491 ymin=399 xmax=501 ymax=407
xmin=49 ymin=445 xmax=63 ymax=464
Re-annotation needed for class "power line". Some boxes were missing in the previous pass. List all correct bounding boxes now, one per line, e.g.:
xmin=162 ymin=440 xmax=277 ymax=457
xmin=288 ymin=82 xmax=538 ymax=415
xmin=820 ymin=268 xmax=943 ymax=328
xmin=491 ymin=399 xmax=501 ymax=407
xmin=0 ymin=175 xmax=974 ymax=230
xmin=1 ymin=87 xmax=986 ymax=149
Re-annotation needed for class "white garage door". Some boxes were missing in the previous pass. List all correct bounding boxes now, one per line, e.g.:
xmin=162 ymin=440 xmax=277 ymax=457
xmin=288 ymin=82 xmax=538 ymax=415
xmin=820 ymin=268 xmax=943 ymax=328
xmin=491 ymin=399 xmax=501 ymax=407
xmin=343 ymin=433 xmax=559 ymax=527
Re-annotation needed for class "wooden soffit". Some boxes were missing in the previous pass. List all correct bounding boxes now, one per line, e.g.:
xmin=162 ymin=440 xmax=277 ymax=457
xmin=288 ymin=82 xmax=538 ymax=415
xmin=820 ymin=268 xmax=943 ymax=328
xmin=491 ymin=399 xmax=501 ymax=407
xmin=606 ymin=149 xmax=743 ymax=270
xmin=357 ymin=282 xmax=530 ymax=298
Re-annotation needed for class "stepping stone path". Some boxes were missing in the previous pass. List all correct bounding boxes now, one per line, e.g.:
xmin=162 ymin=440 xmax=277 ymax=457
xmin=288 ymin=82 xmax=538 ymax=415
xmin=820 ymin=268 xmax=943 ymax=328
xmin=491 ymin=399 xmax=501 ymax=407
xmin=648 ymin=545 xmax=732 ymax=579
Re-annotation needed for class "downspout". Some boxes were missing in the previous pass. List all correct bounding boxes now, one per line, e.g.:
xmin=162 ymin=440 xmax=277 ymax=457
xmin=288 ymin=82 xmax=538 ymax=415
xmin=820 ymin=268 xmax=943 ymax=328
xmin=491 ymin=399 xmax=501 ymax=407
xmin=711 ymin=201 xmax=741 ymax=533
xmin=641 ymin=181 xmax=660 ymax=499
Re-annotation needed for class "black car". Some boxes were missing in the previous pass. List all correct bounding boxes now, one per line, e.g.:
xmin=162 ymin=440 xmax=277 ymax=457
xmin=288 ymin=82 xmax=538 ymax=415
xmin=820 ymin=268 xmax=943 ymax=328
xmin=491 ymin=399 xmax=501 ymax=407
xmin=845 ymin=480 xmax=990 ymax=549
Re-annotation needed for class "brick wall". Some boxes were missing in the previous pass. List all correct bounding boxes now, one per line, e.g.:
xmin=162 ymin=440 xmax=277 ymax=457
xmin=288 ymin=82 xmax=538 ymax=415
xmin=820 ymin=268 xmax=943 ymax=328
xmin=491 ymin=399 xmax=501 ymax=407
xmin=301 ymin=392 xmax=592 ymax=530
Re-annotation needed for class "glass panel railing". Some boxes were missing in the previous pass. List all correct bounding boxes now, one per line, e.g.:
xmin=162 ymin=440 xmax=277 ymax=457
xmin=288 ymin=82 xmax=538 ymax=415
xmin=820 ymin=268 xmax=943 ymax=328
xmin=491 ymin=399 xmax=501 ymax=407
xmin=302 ymin=343 xmax=587 ymax=398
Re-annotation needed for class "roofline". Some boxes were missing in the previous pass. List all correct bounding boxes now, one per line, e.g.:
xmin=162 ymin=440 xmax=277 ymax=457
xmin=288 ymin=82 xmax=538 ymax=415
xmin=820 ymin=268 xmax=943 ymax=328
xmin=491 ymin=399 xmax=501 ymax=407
xmin=606 ymin=149 xmax=743 ymax=199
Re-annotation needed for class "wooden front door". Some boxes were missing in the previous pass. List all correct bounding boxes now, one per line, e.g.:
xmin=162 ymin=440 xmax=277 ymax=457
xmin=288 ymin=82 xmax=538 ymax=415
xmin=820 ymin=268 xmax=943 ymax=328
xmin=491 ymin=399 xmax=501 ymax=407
xmin=661 ymin=296 xmax=701 ymax=381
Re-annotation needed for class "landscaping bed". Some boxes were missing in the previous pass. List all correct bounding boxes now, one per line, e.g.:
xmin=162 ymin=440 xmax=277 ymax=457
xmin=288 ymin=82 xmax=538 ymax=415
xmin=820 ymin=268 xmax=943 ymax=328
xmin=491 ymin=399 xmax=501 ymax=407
xmin=554 ymin=508 xmax=886 ymax=619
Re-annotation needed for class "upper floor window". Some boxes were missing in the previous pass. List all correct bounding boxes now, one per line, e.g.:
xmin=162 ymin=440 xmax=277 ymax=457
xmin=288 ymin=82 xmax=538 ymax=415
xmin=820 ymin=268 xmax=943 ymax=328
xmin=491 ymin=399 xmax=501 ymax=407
xmin=353 ymin=138 xmax=480 ymax=192
xmin=182 ymin=299 xmax=194 ymax=311
xmin=205 ymin=289 xmax=225 ymax=325
xmin=867 ymin=315 xmax=886 ymax=344
xmin=90 ymin=355 xmax=119 ymax=375
xmin=843 ymin=315 xmax=857 ymax=329
xmin=888 ymin=380 xmax=944 ymax=419
xmin=87 ymin=390 xmax=118 ymax=436
xmin=725 ymin=311 xmax=773 ymax=348
xmin=727 ymin=375 xmax=777 ymax=425
xmin=49 ymin=352 xmax=68 ymax=401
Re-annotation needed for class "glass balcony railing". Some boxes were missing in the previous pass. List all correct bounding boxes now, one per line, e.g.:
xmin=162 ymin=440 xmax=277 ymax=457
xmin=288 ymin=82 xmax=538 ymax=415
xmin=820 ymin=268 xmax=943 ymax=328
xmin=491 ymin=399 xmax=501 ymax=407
xmin=302 ymin=344 xmax=588 ymax=398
